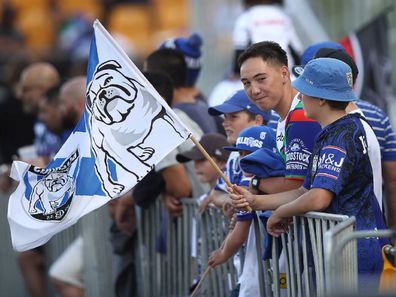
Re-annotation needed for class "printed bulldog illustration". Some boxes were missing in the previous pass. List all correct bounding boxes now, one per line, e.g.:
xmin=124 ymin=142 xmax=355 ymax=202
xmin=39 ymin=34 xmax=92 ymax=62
xmin=86 ymin=60 xmax=183 ymax=198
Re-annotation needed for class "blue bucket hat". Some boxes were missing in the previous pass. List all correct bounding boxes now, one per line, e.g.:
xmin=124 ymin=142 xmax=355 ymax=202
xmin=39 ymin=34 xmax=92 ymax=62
xmin=208 ymin=89 xmax=272 ymax=122
xmin=223 ymin=125 xmax=276 ymax=152
xmin=240 ymin=148 xmax=285 ymax=179
xmin=292 ymin=58 xmax=358 ymax=102
xmin=292 ymin=41 xmax=344 ymax=77
xmin=160 ymin=33 xmax=203 ymax=86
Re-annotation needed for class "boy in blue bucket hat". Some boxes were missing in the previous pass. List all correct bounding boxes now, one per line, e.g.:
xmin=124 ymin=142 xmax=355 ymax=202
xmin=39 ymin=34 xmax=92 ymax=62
xmin=230 ymin=58 xmax=388 ymax=286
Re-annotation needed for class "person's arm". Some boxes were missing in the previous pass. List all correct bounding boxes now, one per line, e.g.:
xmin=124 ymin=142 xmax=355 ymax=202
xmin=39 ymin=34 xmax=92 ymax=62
xmin=267 ymin=188 xmax=333 ymax=236
xmin=208 ymin=220 xmax=251 ymax=268
xmin=160 ymin=164 xmax=192 ymax=216
xmin=161 ymin=164 xmax=192 ymax=198
xmin=257 ymin=176 xmax=303 ymax=194
xmin=207 ymin=188 xmax=229 ymax=209
xmin=383 ymin=161 xmax=396 ymax=229
xmin=113 ymin=190 xmax=136 ymax=236
xmin=229 ymin=184 xmax=307 ymax=211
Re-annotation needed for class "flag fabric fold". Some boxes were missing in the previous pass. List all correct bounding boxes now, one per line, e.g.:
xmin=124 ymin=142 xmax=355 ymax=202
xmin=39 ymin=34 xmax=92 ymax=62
xmin=7 ymin=20 xmax=191 ymax=252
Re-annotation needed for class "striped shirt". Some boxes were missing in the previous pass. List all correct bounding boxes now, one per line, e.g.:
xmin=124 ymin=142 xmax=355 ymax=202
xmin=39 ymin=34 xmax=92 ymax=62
xmin=355 ymin=99 xmax=396 ymax=161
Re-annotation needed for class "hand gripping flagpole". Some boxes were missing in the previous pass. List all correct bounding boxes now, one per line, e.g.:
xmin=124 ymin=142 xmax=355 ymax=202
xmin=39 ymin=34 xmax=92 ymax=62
xmin=190 ymin=135 xmax=252 ymax=297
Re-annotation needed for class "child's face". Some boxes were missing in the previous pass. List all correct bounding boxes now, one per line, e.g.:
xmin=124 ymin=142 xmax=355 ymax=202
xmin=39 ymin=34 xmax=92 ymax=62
xmin=193 ymin=159 xmax=222 ymax=184
xmin=299 ymin=93 xmax=320 ymax=120
xmin=222 ymin=111 xmax=257 ymax=144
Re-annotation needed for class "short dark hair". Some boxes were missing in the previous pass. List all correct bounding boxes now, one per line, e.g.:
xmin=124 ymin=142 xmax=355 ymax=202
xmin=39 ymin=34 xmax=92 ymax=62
xmin=143 ymin=71 xmax=174 ymax=106
xmin=238 ymin=41 xmax=288 ymax=69
xmin=145 ymin=48 xmax=187 ymax=88
xmin=326 ymin=100 xmax=349 ymax=110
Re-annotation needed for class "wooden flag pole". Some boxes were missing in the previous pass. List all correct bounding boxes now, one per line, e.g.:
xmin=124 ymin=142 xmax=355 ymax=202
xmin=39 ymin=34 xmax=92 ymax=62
xmin=189 ymin=135 xmax=252 ymax=297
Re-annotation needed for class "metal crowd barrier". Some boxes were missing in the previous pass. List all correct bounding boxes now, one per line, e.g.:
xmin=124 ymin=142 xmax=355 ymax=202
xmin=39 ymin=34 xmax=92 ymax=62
xmin=135 ymin=198 xmax=358 ymax=297
xmin=324 ymin=219 xmax=396 ymax=297
xmin=135 ymin=198 xmax=239 ymax=297
xmin=265 ymin=212 xmax=350 ymax=297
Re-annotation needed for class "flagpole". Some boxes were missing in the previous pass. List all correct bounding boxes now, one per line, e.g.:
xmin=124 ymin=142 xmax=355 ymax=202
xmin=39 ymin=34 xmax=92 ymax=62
xmin=189 ymin=135 xmax=253 ymax=296
xmin=190 ymin=135 xmax=252 ymax=212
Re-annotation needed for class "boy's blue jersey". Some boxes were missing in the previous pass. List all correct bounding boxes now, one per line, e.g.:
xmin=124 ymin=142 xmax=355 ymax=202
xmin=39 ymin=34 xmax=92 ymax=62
xmin=355 ymin=99 xmax=396 ymax=161
xmin=214 ymin=151 xmax=243 ymax=192
xmin=304 ymin=113 xmax=386 ymax=275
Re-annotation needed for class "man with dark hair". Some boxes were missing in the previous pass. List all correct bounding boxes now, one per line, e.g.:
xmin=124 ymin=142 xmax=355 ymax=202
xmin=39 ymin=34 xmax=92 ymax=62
xmin=144 ymin=48 xmax=217 ymax=134
xmin=238 ymin=41 xmax=321 ymax=192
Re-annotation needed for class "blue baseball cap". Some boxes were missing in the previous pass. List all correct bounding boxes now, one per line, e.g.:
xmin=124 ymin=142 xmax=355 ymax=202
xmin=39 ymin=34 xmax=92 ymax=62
xmin=292 ymin=41 xmax=344 ymax=77
xmin=240 ymin=148 xmax=285 ymax=179
xmin=292 ymin=58 xmax=358 ymax=102
xmin=208 ymin=89 xmax=271 ymax=122
xmin=223 ymin=125 xmax=276 ymax=152
xmin=159 ymin=33 xmax=203 ymax=86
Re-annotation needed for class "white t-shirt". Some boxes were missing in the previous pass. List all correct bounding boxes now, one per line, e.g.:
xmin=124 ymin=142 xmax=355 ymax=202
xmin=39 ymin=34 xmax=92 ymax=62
xmin=233 ymin=4 xmax=302 ymax=66
xmin=208 ymin=80 xmax=244 ymax=107
xmin=350 ymin=109 xmax=383 ymax=209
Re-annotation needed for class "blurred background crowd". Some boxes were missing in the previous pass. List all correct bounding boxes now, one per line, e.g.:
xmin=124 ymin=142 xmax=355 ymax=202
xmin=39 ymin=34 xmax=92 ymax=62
xmin=1 ymin=0 xmax=396 ymax=296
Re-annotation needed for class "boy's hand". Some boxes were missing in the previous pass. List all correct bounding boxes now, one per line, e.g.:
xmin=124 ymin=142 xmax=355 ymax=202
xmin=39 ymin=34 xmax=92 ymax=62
xmin=162 ymin=193 xmax=183 ymax=217
xmin=228 ymin=184 xmax=255 ymax=210
xmin=222 ymin=198 xmax=234 ymax=220
xmin=266 ymin=211 xmax=290 ymax=237
xmin=208 ymin=248 xmax=226 ymax=268
xmin=198 ymin=195 xmax=212 ymax=214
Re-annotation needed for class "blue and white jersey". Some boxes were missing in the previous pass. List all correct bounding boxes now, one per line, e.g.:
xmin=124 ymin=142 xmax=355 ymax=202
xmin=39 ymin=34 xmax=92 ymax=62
xmin=304 ymin=113 xmax=386 ymax=275
xmin=214 ymin=151 xmax=243 ymax=192
xmin=355 ymin=99 xmax=396 ymax=161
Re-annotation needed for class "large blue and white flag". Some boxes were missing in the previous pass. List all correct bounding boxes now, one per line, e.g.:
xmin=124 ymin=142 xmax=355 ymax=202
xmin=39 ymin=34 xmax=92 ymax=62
xmin=8 ymin=20 xmax=191 ymax=252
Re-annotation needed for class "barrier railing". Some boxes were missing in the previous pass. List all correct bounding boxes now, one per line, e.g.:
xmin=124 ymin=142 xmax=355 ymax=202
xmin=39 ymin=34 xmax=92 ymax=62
xmin=135 ymin=198 xmax=239 ymax=297
xmin=324 ymin=220 xmax=396 ymax=296
xmin=135 ymin=198 xmax=355 ymax=297
xmin=267 ymin=212 xmax=350 ymax=297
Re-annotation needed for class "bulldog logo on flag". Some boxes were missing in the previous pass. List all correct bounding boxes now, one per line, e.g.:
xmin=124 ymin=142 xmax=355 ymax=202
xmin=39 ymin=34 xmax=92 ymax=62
xmin=87 ymin=60 xmax=185 ymax=198
xmin=27 ymin=151 xmax=78 ymax=220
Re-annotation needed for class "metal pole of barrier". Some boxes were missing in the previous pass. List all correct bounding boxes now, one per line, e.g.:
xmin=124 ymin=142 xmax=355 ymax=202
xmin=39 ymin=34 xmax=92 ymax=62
xmin=326 ymin=225 xmax=396 ymax=296
xmin=272 ymin=235 xmax=280 ymax=297
xmin=324 ymin=216 xmax=356 ymax=296
xmin=293 ymin=217 xmax=303 ymax=297
xmin=253 ymin=216 xmax=266 ymax=296
xmin=301 ymin=217 xmax=311 ymax=297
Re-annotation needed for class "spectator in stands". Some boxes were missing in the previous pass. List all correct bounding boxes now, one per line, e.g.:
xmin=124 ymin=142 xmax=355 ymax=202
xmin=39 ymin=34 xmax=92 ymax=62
xmin=176 ymin=132 xmax=231 ymax=291
xmin=232 ymin=0 xmax=302 ymax=75
xmin=159 ymin=33 xmax=204 ymax=101
xmin=58 ymin=76 xmax=86 ymax=131
xmin=144 ymin=48 xmax=218 ymax=134
xmin=231 ymin=57 xmax=387 ymax=286
xmin=46 ymin=77 xmax=87 ymax=297
xmin=293 ymin=41 xmax=396 ymax=237
xmin=17 ymin=62 xmax=62 ymax=166
xmin=208 ymin=125 xmax=284 ymax=296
